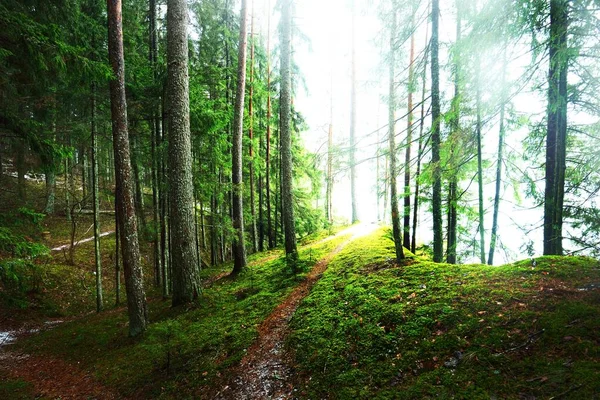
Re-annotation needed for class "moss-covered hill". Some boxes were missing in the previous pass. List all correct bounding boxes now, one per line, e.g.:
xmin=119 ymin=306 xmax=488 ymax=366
xmin=288 ymin=228 xmax=600 ymax=399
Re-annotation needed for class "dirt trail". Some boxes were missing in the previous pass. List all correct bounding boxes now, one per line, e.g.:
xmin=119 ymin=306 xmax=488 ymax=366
xmin=0 ymin=319 xmax=121 ymax=399
xmin=214 ymin=223 xmax=378 ymax=400
xmin=51 ymin=230 xmax=115 ymax=252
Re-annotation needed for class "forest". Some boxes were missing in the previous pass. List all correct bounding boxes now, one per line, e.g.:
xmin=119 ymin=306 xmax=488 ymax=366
xmin=0 ymin=0 xmax=599 ymax=398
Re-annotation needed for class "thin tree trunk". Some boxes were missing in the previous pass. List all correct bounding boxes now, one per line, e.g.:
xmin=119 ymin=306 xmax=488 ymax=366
xmin=91 ymin=84 xmax=103 ymax=313
xmin=326 ymin=74 xmax=334 ymax=224
xmin=430 ymin=0 xmax=443 ymax=263
xmin=44 ymin=168 xmax=56 ymax=215
xmin=266 ymin=2 xmax=274 ymax=249
xmin=115 ymin=187 xmax=121 ymax=306
xmin=131 ymin=132 xmax=146 ymax=234
xmin=231 ymin=0 xmax=249 ymax=275
xmin=388 ymin=6 xmax=405 ymax=264
xmin=150 ymin=0 xmax=162 ymax=287
xmin=65 ymin=156 xmax=72 ymax=222
xmin=475 ymin=60 xmax=486 ymax=264
xmin=349 ymin=0 xmax=358 ymax=223
xmin=248 ymin=1 xmax=258 ymax=254
xmin=16 ymin=140 xmax=26 ymax=201
xmin=488 ymin=48 xmax=508 ymax=266
xmin=403 ymin=6 xmax=416 ymax=250
xmin=280 ymin=0 xmax=298 ymax=265
xmin=167 ymin=0 xmax=201 ymax=304
xmin=447 ymin=3 xmax=461 ymax=265
xmin=412 ymin=5 xmax=430 ymax=254
xmin=107 ymin=0 xmax=148 ymax=336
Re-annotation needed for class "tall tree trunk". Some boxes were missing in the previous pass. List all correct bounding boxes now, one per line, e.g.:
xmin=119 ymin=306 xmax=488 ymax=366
xmin=280 ymin=0 xmax=298 ymax=265
xmin=150 ymin=0 xmax=162 ymax=287
xmin=543 ymin=0 xmax=568 ymax=256
xmin=447 ymin=2 xmax=461 ymax=265
xmin=326 ymin=74 xmax=334 ymax=224
xmin=167 ymin=0 xmax=201 ymax=304
xmin=266 ymin=3 xmax=274 ymax=249
xmin=115 ymin=187 xmax=121 ymax=306
xmin=131 ymin=133 xmax=146 ymax=234
xmin=91 ymin=83 xmax=103 ymax=312
xmin=91 ymin=84 xmax=103 ymax=313
xmin=65 ymin=156 xmax=72 ymax=222
xmin=231 ymin=0 xmax=249 ymax=275
xmin=475 ymin=61 xmax=486 ymax=264
xmin=349 ymin=0 xmax=358 ymax=223
xmin=107 ymin=0 xmax=148 ymax=337
xmin=403 ymin=6 xmax=416 ymax=250
xmin=412 ymin=5 xmax=430 ymax=254
xmin=430 ymin=0 xmax=443 ymax=263
xmin=488 ymin=49 xmax=508 ymax=265
xmin=247 ymin=1 xmax=258 ymax=254
xmin=388 ymin=6 xmax=405 ymax=264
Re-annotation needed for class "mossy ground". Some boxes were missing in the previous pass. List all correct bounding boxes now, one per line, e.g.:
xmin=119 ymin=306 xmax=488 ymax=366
xmin=3 ymin=227 xmax=350 ymax=398
xmin=288 ymin=228 xmax=600 ymax=399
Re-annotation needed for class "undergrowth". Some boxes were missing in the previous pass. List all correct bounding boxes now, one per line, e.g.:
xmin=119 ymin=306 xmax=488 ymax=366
xmin=288 ymin=228 xmax=600 ymax=399
xmin=18 ymin=231 xmax=351 ymax=398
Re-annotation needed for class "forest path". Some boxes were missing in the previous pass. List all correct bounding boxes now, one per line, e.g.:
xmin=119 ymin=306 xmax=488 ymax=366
xmin=213 ymin=223 xmax=379 ymax=400
xmin=0 ymin=319 xmax=120 ymax=400
xmin=51 ymin=230 xmax=115 ymax=252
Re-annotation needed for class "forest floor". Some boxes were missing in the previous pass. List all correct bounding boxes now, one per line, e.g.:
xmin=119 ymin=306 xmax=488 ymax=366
xmin=212 ymin=223 xmax=379 ymax=399
xmin=1 ymin=182 xmax=599 ymax=399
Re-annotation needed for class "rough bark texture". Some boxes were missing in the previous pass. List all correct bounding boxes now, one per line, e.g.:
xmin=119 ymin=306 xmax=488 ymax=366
xmin=349 ymin=1 xmax=358 ymax=224
xmin=543 ymin=0 xmax=568 ymax=256
xmin=388 ymin=9 xmax=405 ymax=264
xmin=91 ymin=85 xmax=103 ymax=313
xmin=107 ymin=0 xmax=148 ymax=337
xmin=431 ymin=0 xmax=443 ymax=263
xmin=231 ymin=0 xmax=249 ymax=275
xmin=167 ymin=0 xmax=201 ymax=303
xmin=280 ymin=0 xmax=298 ymax=265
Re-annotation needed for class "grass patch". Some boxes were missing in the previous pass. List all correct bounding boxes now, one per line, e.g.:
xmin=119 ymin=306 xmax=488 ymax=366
xmin=17 ymin=230 xmax=350 ymax=398
xmin=288 ymin=228 xmax=600 ymax=399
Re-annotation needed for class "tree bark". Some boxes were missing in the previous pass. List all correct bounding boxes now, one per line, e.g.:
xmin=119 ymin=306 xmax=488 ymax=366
xmin=231 ymin=0 xmax=249 ymax=275
xmin=543 ymin=0 xmax=568 ymax=256
xmin=248 ymin=2 xmax=258 ymax=254
xmin=447 ymin=3 xmax=461 ymax=265
xmin=488 ymin=49 xmax=508 ymax=265
xmin=280 ymin=0 xmax=298 ymax=265
xmin=167 ymin=0 xmax=201 ymax=304
xmin=475 ymin=60 xmax=486 ymax=264
xmin=403 ymin=6 xmax=416 ymax=250
xmin=91 ymin=84 xmax=103 ymax=313
xmin=266 ymin=4 xmax=274 ymax=250
xmin=431 ymin=0 xmax=443 ymax=263
xmin=388 ymin=6 xmax=405 ymax=264
xmin=16 ymin=139 xmax=26 ymax=201
xmin=412 ymin=5 xmax=430 ymax=254
xmin=107 ymin=0 xmax=148 ymax=336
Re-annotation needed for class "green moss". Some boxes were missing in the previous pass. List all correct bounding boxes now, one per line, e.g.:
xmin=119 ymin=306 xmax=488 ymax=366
xmin=288 ymin=229 xmax=600 ymax=399
xmin=17 ymin=230 xmax=351 ymax=398
xmin=0 ymin=376 xmax=34 ymax=400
